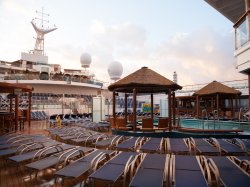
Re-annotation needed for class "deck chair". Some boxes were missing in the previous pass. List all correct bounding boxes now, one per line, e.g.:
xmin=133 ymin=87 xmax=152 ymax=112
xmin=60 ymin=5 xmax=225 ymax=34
xmin=0 ymin=134 xmax=28 ymax=144
xmin=24 ymin=146 xmax=93 ymax=180
xmin=116 ymin=117 xmax=132 ymax=131
xmin=229 ymin=156 xmax=250 ymax=174
xmin=139 ymin=138 xmax=163 ymax=153
xmin=0 ymin=134 xmax=46 ymax=150
xmin=242 ymin=139 xmax=250 ymax=153
xmin=169 ymin=155 xmax=209 ymax=187
xmin=109 ymin=117 xmax=116 ymax=129
xmin=141 ymin=118 xmax=154 ymax=132
xmin=189 ymin=138 xmax=220 ymax=155
xmin=231 ymin=138 xmax=249 ymax=153
xmin=8 ymin=143 xmax=75 ymax=165
xmin=69 ymin=132 xmax=100 ymax=146
xmin=0 ymin=138 xmax=54 ymax=158
xmin=166 ymin=138 xmax=190 ymax=155
xmin=206 ymin=156 xmax=250 ymax=187
xmin=209 ymin=138 xmax=246 ymax=155
xmin=129 ymin=153 xmax=168 ymax=187
xmin=94 ymin=135 xmax=122 ymax=149
xmin=89 ymin=151 xmax=140 ymax=187
xmin=57 ymin=131 xmax=84 ymax=143
xmin=156 ymin=117 xmax=169 ymax=131
xmin=116 ymin=137 xmax=143 ymax=152
xmin=54 ymin=149 xmax=115 ymax=186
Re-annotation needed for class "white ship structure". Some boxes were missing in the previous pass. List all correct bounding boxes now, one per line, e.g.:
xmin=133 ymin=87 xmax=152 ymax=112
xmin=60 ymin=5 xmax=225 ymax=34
xmin=0 ymin=9 xmax=107 ymax=116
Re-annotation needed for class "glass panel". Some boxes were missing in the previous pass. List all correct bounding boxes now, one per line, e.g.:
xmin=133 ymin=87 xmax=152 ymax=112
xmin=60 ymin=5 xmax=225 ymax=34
xmin=235 ymin=17 xmax=249 ymax=49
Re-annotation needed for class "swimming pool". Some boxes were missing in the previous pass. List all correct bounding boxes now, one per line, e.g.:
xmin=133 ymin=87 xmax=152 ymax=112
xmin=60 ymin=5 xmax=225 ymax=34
xmin=180 ymin=118 xmax=250 ymax=133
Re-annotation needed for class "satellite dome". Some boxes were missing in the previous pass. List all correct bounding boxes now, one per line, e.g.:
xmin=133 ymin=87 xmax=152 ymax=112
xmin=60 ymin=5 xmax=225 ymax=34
xmin=80 ymin=53 xmax=92 ymax=68
xmin=108 ymin=61 xmax=123 ymax=81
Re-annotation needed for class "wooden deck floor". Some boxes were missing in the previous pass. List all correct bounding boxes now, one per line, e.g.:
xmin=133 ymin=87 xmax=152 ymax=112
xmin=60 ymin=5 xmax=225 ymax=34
xmin=0 ymin=120 xmax=64 ymax=187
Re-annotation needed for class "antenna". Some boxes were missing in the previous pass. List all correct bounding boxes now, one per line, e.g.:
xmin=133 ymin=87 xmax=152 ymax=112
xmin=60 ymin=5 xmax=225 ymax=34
xmin=31 ymin=7 xmax=57 ymax=56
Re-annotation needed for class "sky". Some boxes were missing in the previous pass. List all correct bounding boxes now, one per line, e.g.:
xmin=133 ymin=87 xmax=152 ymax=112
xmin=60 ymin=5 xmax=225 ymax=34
xmin=0 ymin=0 xmax=247 ymax=86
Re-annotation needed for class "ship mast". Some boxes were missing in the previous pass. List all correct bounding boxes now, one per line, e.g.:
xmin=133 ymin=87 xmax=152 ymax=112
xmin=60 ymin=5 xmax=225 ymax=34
xmin=31 ymin=7 xmax=57 ymax=56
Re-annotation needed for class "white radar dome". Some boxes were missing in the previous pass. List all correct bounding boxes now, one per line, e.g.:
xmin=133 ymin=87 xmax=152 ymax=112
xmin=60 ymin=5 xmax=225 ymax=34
xmin=108 ymin=61 xmax=123 ymax=81
xmin=80 ymin=53 xmax=92 ymax=68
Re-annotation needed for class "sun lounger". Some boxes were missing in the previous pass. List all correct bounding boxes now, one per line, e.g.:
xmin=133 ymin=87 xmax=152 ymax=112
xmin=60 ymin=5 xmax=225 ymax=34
xmin=166 ymin=138 xmax=190 ymax=155
xmin=54 ymin=149 xmax=115 ymax=185
xmin=25 ymin=146 xmax=94 ymax=179
xmin=0 ymin=134 xmax=46 ymax=150
xmin=8 ymin=143 xmax=74 ymax=164
xmin=89 ymin=151 xmax=140 ymax=187
xmin=116 ymin=137 xmax=143 ymax=152
xmin=232 ymin=138 xmax=250 ymax=153
xmin=169 ymin=155 xmax=209 ymax=187
xmin=207 ymin=156 xmax=250 ymax=187
xmin=189 ymin=138 xmax=220 ymax=155
xmin=0 ymin=138 xmax=52 ymax=158
xmin=209 ymin=138 xmax=246 ymax=155
xmin=230 ymin=156 xmax=250 ymax=174
xmin=69 ymin=132 xmax=99 ymax=145
xmin=129 ymin=153 xmax=167 ymax=187
xmin=94 ymin=135 xmax=122 ymax=149
xmin=242 ymin=139 xmax=250 ymax=151
xmin=139 ymin=138 xmax=163 ymax=153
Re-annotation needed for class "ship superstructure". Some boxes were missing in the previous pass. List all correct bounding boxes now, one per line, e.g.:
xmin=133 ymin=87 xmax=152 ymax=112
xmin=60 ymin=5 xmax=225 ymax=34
xmin=0 ymin=9 xmax=105 ymax=116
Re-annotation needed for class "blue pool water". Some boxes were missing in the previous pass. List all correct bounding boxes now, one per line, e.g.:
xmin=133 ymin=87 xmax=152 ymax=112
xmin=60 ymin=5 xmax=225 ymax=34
xmin=180 ymin=118 xmax=250 ymax=132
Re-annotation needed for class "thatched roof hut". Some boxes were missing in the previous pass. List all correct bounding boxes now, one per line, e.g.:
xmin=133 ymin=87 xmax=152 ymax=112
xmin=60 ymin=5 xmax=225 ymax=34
xmin=193 ymin=81 xmax=241 ymax=96
xmin=193 ymin=81 xmax=241 ymax=119
xmin=108 ymin=67 xmax=182 ymax=131
xmin=108 ymin=67 xmax=182 ymax=93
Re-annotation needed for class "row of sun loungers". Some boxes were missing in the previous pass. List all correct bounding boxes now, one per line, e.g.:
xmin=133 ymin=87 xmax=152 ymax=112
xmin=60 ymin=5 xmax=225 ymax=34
xmin=47 ymin=128 xmax=250 ymax=156
xmin=0 ymin=133 xmax=249 ymax=186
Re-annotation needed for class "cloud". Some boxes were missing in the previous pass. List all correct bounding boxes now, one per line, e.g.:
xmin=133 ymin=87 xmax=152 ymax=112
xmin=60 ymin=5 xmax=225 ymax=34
xmin=152 ymin=28 xmax=246 ymax=85
xmin=51 ymin=22 xmax=246 ymax=86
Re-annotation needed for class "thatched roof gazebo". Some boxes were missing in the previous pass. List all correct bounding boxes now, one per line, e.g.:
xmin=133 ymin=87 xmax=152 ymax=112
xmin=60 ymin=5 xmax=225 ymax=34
xmin=193 ymin=80 xmax=241 ymax=118
xmin=108 ymin=67 xmax=182 ymax=131
xmin=0 ymin=82 xmax=33 ymax=131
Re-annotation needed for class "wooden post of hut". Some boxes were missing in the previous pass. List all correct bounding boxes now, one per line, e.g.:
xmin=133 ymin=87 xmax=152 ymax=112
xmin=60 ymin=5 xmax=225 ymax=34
xmin=28 ymin=92 xmax=32 ymax=128
xmin=216 ymin=94 xmax=219 ymax=118
xmin=196 ymin=96 xmax=199 ymax=118
xmin=168 ymin=90 xmax=172 ymax=131
xmin=15 ymin=94 xmax=19 ymax=132
xmin=133 ymin=88 xmax=137 ymax=131
xmin=172 ymin=91 xmax=176 ymax=127
xmin=10 ymin=95 xmax=13 ymax=113
xmin=151 ymin=93 xmax=154 ymax=119
xmin=125 ymin=93 xmax=128 ymax=125
xmin=112 ymin=91 xmax=116 ymax=128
